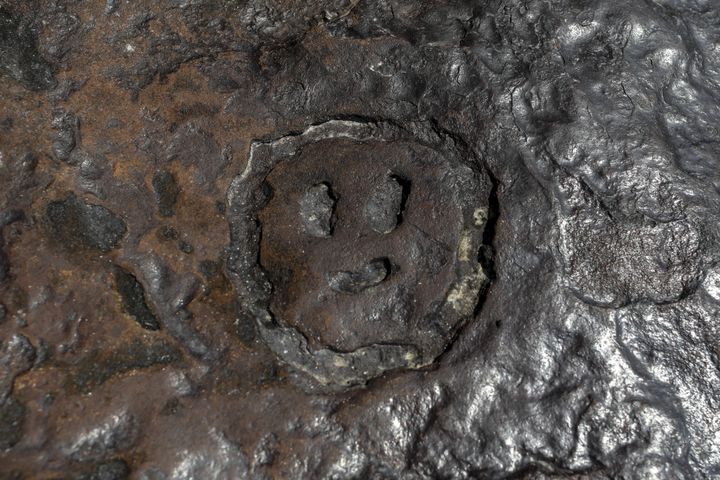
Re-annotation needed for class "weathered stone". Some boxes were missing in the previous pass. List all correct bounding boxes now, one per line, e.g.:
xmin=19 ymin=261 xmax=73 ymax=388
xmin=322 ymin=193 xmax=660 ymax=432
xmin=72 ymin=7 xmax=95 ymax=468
xmin=299 ymin=183 xmax=335 ymax=238
xmin=2 ymin=0 xmax=720 ymax=477
xmin=327 ymin=257 xmax=389 ymax=294
xmin=45 ymin=194 xmax=126 ymax=253
xmin=365 ymin=175 xmax=405 ymax=234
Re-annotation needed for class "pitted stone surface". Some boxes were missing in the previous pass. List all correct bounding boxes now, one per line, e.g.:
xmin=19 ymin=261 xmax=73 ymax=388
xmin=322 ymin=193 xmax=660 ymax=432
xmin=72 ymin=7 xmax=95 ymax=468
xmin=2 ymin=0 xmax=720 ymax=478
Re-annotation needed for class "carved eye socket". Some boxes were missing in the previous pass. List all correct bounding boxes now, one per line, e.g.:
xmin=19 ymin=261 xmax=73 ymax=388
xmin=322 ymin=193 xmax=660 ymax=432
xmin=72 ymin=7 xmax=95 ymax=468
xmin=299 ymin=175 xmax=410 ymax=239
xmin=299 ymin=182 xmax=336 ymax=238
xmin=364 ymin=174 xmax=409 ymax=235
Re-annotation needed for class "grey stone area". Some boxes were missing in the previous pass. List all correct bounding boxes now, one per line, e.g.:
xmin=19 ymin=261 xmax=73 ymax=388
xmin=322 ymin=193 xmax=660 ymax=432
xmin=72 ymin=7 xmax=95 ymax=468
xmin=0 ymin=0 xmax=719 ymax=478
xmin=365 ymin=175 xmax=404 ymax=235
xmin=299 ymin=183 xmax=336 ymax=238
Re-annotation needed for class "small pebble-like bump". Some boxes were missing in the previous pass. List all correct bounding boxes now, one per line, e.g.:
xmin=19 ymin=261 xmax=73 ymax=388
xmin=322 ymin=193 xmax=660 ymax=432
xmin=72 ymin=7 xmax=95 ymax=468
xmin=50 ymin=110 xmax=79 ymax=163
xmin=105 ymin=0 xmax=119 ymax=15
xmin=365 ymin=175 xmax=405 ymax=234
xmin=299 ymin=183 xmax=336 ymax=238
xmin=19 ymin=152 xmax=37 ymax=173
xmin=179 ymin=241 xmax=193 ymax=254
xmin=78 ymin=153 xmax=104 ymax=180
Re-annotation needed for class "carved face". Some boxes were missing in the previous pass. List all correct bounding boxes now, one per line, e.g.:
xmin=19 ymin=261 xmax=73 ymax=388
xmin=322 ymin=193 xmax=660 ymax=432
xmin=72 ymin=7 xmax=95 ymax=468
xmin=258 ymin=137 xmax=460 ymax=352
xmin=226 ymin=121 xmax=489 ymax=387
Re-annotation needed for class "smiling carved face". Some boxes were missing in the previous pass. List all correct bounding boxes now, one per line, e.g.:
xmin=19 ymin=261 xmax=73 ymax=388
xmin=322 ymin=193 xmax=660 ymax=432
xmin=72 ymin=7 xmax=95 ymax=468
xmin=226 ymin=120 xmax=490 ymax=387
xmin=258 ymin=137 xmax=461 ymax=352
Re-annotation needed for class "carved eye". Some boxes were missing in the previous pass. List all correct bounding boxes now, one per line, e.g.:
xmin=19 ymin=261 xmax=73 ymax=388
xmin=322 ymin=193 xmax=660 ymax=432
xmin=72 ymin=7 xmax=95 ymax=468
xmin=364 ymin=174 xmax=409 ymax=234
xmin=299 ymin=182 xmax=336 ymax=238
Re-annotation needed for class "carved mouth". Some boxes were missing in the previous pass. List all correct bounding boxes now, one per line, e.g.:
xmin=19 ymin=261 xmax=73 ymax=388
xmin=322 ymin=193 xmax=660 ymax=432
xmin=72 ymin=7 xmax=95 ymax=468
xmin=326 ymin=257 xmax=391 ymax=294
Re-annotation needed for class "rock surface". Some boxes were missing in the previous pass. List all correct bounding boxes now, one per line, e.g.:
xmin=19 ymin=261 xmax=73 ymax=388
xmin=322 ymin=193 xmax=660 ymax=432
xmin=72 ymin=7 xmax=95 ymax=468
xmin=1 ymin=0 xmax=720 ymax=478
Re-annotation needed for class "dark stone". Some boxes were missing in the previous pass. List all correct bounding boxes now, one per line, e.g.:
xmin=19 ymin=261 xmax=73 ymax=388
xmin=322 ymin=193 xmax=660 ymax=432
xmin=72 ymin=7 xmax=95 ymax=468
xmin=18 ymin=152 xmax=37 ymax=173
xmin=91 ymin=459 xmax=130 ymax=480
xmin=0 ymin=250 xmax=8 ymax=283
xmin=228 ymin=120 xmax=488 ymax=387
xmin=0 ymin=210 xmax=23 ymax=284
xmin=78 ymin=153 xmax=105 ymax=180
xmin=45 ymin=194 xmax=126 ymax=253
xmin=160 ymin=397 xmax=181 ymax=416
xmin=199 ymin=259 xmax=220 ymax=280
xmin=49 ymin=78 xmax=87 ymax=103
xmin=1 ymin=333 xmax=36 ymax=376
xmin=0 ymin=398 xmax=25 ymax=450
xmin=178 ymin=241 xmax=193 ymax=254
xmin=33 ymin=339 xmax=50 ymax=367
xmin=299 ymin=183 xmax=335 ymax=238
xmin=6 ymin=1 xmax=720 ymax=477
xmin=0 ymin=117 xmax=12 ymax=132
xmin=70 ymin=339 xmax=181 ymax=394
xmin=327 ymin=258 xmax=390 ymax=294
xmin=157 ymin=225 xmax=179 ymax=241
xmin=152 ymin=170 xmax=180 ymax=217
xmin=365 ymin=175 xmax=405 ymax=234
xmin=113 ymin=266 xmax=159 ymax=331
xmin=234 ymin=309 xmax=256 ymax=345
xmin=0 ymin=470 xmax=23 ymax=480
xmin=104 ymin=0 xmax=119 ymax=16
xmin=0 ymin=6 xmax=56 ymax=91
xmin=50 ymin=109 xmax=79 ymax=163
xmin=0 ymin=210 xmax=23 ymax=227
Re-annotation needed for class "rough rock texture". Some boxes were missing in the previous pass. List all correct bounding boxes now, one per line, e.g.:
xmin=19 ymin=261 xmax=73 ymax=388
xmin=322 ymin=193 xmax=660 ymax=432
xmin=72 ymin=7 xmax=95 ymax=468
xmin=1 ymin=0 xmax=720 ymax=478
xmin=299 ymin=183 xmax=336 ymax=238
xmin=364 ymin=175 xmax=405 ymax=235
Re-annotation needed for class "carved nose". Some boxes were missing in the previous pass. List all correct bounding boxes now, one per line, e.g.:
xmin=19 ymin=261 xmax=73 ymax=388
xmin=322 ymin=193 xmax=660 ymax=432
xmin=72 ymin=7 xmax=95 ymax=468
xmin=326 ymin=257 xmax=390 ymax=294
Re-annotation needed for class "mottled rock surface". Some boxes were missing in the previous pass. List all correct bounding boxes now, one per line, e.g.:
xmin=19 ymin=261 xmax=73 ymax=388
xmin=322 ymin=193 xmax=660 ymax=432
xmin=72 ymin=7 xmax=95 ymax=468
xmin=2 ymin=0 xmax=720 ymax=478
